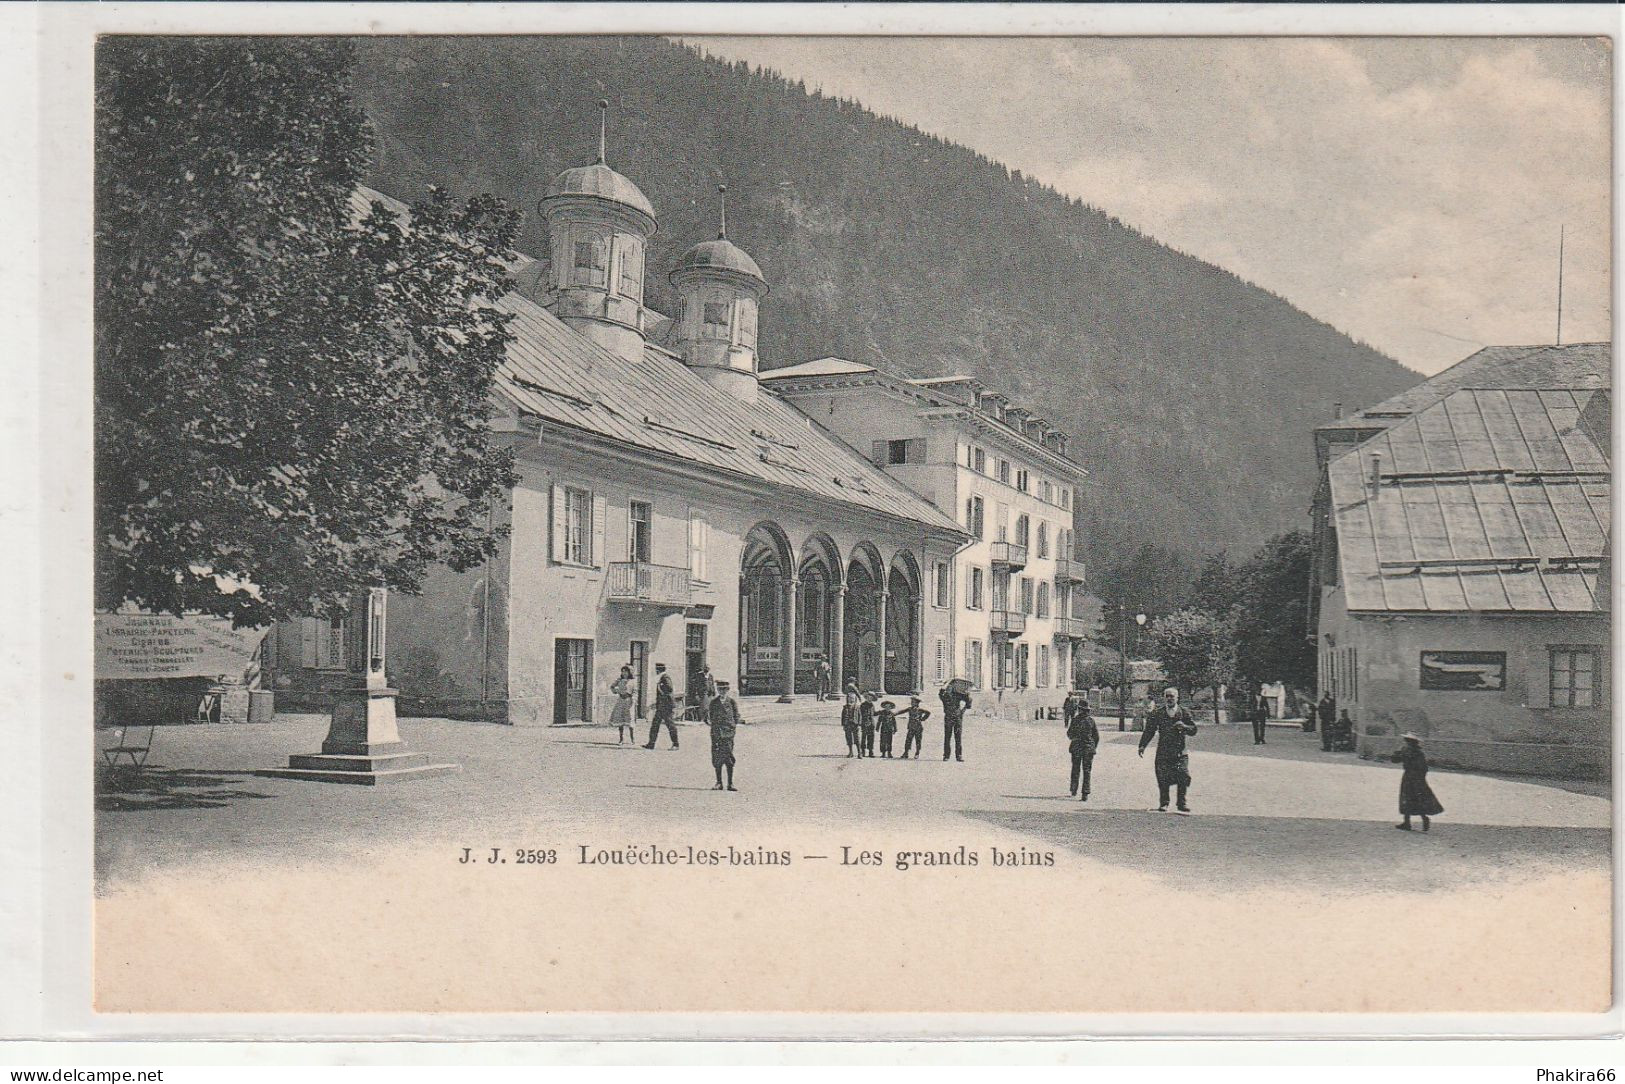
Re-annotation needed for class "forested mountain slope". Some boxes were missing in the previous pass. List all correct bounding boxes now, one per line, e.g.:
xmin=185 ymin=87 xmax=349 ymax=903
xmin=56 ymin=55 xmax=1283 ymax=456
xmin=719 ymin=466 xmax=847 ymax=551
xmin=352 ymin=35 xmax=1422 ymax=562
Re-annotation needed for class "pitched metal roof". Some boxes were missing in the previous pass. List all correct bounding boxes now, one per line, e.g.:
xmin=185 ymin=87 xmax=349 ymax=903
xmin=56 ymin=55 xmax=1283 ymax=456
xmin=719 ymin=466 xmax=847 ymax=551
xmin=347 ymin=187 xmax=959 ymax=534
xmin=496 ymin=295 xmax=963 ymax=534
xmin=760 ymin=357 xmax=880 ymax=380
xmin=1329 ymin=387 xmax=1610 ymax=613
xmin=1323 ymin=342 xmax=1612 ymax=434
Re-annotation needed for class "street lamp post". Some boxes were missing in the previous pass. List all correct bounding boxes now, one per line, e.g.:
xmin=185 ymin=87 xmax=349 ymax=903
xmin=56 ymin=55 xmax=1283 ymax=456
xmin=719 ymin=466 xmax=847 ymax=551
xmin=1117 ymin=604 xmax=1127 ymax=732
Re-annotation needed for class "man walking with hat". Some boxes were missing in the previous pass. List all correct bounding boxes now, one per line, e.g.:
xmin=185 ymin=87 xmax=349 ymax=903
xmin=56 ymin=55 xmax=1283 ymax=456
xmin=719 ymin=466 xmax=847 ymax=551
xmin=940 ymin=679 xmax=971 ymax=762
xmin=643 ymin=662 xmax=679 ymax=750
xmin=1139 ymin=686 xmax=1198 ymax=814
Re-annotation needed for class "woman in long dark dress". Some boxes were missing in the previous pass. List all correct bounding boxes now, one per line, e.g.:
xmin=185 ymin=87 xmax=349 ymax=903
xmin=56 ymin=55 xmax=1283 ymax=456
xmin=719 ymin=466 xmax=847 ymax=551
xmin=1390 ymin=732 xmax=1443 ymax=831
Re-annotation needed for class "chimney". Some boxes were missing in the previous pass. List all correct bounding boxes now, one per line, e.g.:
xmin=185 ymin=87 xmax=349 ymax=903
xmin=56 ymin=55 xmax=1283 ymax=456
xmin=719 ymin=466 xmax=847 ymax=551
xmin=1368 ymin=452 xmax=1383 ymax=499
xmin=1333 ymin=401 xmax=1344 ymax=421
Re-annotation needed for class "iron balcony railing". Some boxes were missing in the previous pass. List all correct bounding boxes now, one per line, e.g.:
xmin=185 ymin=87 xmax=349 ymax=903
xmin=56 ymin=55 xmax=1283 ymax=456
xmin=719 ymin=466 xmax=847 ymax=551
xmin=990 ymin=609 xmax=1027 ymax=636
xmin=606 ymin=562 xmax=693 ymax=608
xmin=989 ymin=541 xmax=1028 ymax=571
xmin=1052 ymin=617 xmax=1088 ymax=641
xmin=1054 ymin=558 xmax=1086 ymax=585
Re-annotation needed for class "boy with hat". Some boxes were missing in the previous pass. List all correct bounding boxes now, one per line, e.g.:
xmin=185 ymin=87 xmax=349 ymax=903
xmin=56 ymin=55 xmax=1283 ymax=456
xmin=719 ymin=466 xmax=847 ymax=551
xmin=708 ymin=679 xmax=740 ymax=791
xmin=876 ymin=699 xmax=899 ymax=758
xmin=857 ymin=691 xmax=878 ymax=758
xmin=901 ymin=694 xmax=931 ymax=759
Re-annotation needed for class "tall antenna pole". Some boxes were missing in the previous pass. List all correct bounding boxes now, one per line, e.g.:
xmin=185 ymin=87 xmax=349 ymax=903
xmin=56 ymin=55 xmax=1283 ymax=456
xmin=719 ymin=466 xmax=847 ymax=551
xmin=1556 ymin=224 xmax=1565 ymax=346
xmin=597 ymin=98 xmax=608 ymax=164
xmin=718 ymin=184 xmax=728 ymax=240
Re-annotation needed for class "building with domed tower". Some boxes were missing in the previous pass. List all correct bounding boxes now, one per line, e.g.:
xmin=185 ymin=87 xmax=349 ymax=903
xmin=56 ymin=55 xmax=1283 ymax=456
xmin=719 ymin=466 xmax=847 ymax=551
xmin=271 ymin=125 xmax=969 ymax=726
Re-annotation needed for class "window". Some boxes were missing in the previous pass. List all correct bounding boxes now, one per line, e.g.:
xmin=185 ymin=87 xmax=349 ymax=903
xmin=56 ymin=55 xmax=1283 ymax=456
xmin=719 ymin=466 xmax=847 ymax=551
xmin=1015 ymin=514 xmax=1030 ymax=548
xmin=1020 ymin=577 xmax=1034 ymax=615
xmin=573 ymin=238 xmax=607 ymax=287
xmin=1061 ymin=489 xmax=1071 ymax=510
xmin=702 ymin=300 xmax=731 ymax=339
xmin=300 ymin=615 xmax=347 ymax=670
xmin=563 ymin=486 xmax=591 ymax=565
xmin=1038 ymin=644 xmax=1052 ymax=688
xmin=1037 ymin=582 xmax=1051 ymax=618
xmin=965 ymin=640 xmax=984 ymax=689
xmin=991 ymin=570 xmax=1010 ymax=612
xmin=879 ymin=438 xmax=925 ymax=465
xmin=688 ymin=514 xmax=709 ymax=581
xmin=1036 ymin=523 xmax=1049 ymax=559
xmin=1040 ymin=480 xmax=1052 ymax=503
xmin=1016 ymin=468 xmax=1029 ymax=493
xmin=973 ymin=447 xmax=987 ymax=474
xmin=934 ymin=638 xmax=949 ymax=684
xmin=737 ymin=298 xmax=758 ymax=347
xmin=616 ymin=236 xmax=643 ymax=298
xmin=934 ymin=561 xmax=951 ymax=608
xmin=628 ymin=501 xmax=652 ymax=563
xmin=965 ymin=496 xmax=985 ymax=539
xmin=967 ymin=566 xmax=984 ymax=610
xmin=997 ymin=459 xmax=1011 ymax=484
xmin=1550 ymin=647 xmax=1600 ymax=707
xmin=996 ymin=503 xmax=1010 ymax=542
xmin=1015 ymin=643 xmax=1030 ymax=688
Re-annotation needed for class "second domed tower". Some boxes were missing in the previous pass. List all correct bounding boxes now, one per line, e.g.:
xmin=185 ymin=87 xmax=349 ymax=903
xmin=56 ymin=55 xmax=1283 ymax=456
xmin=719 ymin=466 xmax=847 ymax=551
xmin=670 ymin=186 xmax=769 ymax=402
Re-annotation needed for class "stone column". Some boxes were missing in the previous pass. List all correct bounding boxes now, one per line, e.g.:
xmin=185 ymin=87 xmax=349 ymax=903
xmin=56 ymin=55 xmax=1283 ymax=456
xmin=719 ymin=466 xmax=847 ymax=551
xmin=915 ymin=559 xmax=928 ymax=692
xmin=778 ymin=574 xmax=799 ymax=703
xmin=876 ymin=587 xmax=890 ymax=694
xmin=263 ymin=588 xmax=455 ymax=785
xmin=830 ymin=584 xmax=847 ymax=694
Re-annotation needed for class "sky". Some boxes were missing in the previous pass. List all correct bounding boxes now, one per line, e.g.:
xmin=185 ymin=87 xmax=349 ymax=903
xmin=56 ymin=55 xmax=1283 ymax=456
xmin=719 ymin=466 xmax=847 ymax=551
xmin=688 ymin=36 xmax=1611 ymax=376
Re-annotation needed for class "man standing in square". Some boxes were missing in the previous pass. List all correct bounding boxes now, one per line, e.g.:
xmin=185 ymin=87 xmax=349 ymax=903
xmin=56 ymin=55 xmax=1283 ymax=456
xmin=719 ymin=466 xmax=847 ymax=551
xmin=1138 ymin=686 xmax=1198 ymax=813
xmin=939 ymin=680 xmax=971 ymax=762
xmin=709 ymin=679 xmax=740 ymax=791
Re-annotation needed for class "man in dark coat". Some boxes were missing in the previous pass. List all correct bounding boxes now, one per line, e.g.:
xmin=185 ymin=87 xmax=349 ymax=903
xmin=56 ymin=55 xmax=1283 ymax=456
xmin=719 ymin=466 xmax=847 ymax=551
xmin=1318 ymin=692 xmax=1337 ymax=751
xmin=939 ymin=682 xmax=971 ymax=762
xmin=840 ymin=679 xmax=861 ymax=757
xmin=1138 ymin=686 xmax=1198 ymax=814
xmin=1251 ymin=692 xmax=1269 ymax=745
xmin=1064 ymin=691 xmax=1100 ymax=800
xmin=708 ymin=680 xmax=740 ymax=791
xmin=857 ymin=691 xmax=877 ymax=758
xmin=643 ymin=663 xmax=679 ymax=749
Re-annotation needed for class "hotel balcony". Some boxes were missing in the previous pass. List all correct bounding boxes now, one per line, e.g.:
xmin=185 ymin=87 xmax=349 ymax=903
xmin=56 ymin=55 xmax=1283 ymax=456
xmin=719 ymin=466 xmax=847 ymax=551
xmin=990 ymin=609 xmax=1027 ymax=636
xmin=1053 ymin=558 xmax=1086 ymax=585
xmin=989 ymin=541 xmax=1028 ymax=571
xmin=1051 ymin=617 xmax=1089 ymax=641
xmin=606 ymin=562 xmax=693 ymax=609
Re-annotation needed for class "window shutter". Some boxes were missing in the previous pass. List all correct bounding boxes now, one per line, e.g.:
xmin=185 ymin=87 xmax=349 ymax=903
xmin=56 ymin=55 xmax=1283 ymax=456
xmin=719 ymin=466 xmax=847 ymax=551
xmin=872 ymin=440 xmax=887 ymax=466
xmin=935 ymin=638 xmax=948 ymax=683
xmin=689 ymin=515 xmax=708 ymax=581
xmin=907 ymin=438 xmax=926 ymax=463
xmin=591 ymin=492 xmax=607 ymax=568
xmin=299 ymin=618 xmax=318 ymax=668
xmin=550 ymin=483 xmax=566 ymax=563
xmin=1526 ymin=646 xmax=1551 ymax=708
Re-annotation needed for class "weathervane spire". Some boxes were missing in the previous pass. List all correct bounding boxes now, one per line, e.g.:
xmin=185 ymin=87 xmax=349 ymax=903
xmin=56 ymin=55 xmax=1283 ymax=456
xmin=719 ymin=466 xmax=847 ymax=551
xmin=718 ymin=183 xmax=728 ymax=240
xmin=597 ymin=98 xmax=608 ymax=165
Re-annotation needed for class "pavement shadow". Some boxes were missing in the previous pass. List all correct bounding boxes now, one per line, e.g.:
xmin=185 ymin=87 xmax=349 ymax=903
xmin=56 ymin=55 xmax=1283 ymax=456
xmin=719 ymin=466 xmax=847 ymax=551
xmin=626 ymin=783 xmax=721 ymax=792
xmin=963 ymin=807 xmax=1611 ymax=894
xmin=96 ymin=767 xmax=276 ymax=812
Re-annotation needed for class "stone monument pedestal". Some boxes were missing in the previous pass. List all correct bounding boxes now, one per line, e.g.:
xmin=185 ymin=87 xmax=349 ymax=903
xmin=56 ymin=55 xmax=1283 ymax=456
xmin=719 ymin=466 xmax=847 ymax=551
xmin=260 ymin=588 xmax=456 ymax=786
xmin=261 ymin=686 xmax=457 ymax=785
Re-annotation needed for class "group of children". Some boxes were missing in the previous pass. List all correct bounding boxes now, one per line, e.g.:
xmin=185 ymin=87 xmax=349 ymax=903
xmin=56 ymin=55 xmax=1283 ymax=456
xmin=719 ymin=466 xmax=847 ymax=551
xmin=839 ymin=681 xmax=933 ymax=759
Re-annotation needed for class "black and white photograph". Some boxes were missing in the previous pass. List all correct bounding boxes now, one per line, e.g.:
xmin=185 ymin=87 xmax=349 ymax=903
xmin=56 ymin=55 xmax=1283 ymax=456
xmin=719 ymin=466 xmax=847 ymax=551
xmin=16 ymin=7 xmax=1616 ymax=1033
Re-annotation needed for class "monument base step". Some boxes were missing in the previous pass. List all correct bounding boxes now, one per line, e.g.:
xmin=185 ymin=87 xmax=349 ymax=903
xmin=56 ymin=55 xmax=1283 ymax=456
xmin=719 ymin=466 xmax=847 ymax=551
xmin=259 ymin=751 xmax=458 ymax=786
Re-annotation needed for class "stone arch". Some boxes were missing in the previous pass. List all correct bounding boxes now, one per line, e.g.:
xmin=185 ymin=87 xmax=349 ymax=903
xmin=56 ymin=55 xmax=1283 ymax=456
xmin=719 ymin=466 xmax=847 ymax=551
xmin=886 ymin=551 xmax=923 ymax=695
xmin=843 ymin=542 xmax=887 ymax=693
xmin=740 ymin=521 xmax=796 ymax=697
xmin=795 ymin=532 xmax=844 ymax=695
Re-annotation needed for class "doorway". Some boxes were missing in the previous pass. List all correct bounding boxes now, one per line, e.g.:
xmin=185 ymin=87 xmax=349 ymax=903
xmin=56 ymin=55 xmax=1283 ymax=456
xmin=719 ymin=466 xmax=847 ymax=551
xmin=629 ymin=640 xmax=649 ymax=720
xmin=685 ymin=623 xmax=708 ymax=715
xmin=553 ymin=638 xmax=592 ymax=725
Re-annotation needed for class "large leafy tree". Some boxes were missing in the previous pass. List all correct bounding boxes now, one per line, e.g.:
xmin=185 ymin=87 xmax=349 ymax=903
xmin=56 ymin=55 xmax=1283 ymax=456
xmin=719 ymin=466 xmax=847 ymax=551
xmin=1229 ymin=531 xmax=1315 ymax=692
xmin=96 ymin=37 xmax=520 ymax=627
xmin=1146 ymin=607 xmax=1236 ymax=723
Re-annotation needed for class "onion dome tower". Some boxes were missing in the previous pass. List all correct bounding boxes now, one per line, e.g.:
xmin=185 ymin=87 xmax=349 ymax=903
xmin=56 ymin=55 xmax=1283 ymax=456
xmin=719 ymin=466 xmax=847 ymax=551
xmin=536 ymin=100 xmax=657 ymax=363
xmin=670 ymin=184 xmax=769 ymax=402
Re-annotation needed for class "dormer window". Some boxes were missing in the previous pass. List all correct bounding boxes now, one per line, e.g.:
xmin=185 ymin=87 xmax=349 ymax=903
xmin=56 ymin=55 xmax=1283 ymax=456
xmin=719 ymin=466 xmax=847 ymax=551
xmin=573 ymin=238 xmax=607 ymax=288
xmin=616 ymin=236 xmax=643 ymax=299
xmin=702 ymin=300 xmax=731 ymax=339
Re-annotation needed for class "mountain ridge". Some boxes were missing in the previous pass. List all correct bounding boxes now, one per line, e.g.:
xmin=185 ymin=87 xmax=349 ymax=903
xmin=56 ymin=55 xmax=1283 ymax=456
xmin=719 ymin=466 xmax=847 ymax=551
xmin=351 ymin=35 xmax=1423 ymax=563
